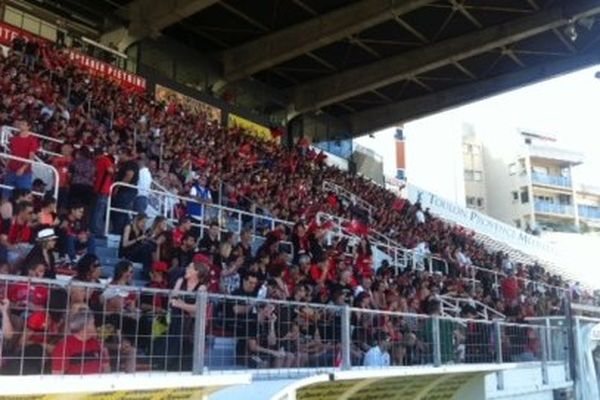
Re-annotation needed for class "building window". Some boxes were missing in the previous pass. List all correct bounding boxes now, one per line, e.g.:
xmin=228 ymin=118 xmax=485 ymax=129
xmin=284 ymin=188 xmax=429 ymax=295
xmin=463 ymin=144 xmax=471 ymax=154
xmin=558 ymin=194 xmax=571 ymax=205
xmin=514 ymin=219 xmax=522 ymax=228
xmin=465 ymin=170 xmax=482 ymax=181
xmin=535 ymin=195 xmax=553 ymax=203
xmin=509 ymin=163 xmax=517 ymax=175
xmin=472 ymin=145 xmax=481 ymax=155
xmin=477 ymin=198 xmax=484 ymax=207
xmin=512 ymin=191 xmax=519 ymax=201
xmin=520 ymin=187 xmax=529 ymax=204
xmin=533 ymin=165 xmax=549 ymax=175
xmin=524 ymin=138 xmax=532 ymax=145
xmin=466 ymin=196 xmax=476 ymax=206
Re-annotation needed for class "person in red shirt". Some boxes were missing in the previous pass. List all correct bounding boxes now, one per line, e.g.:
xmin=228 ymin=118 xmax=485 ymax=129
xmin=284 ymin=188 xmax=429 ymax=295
xmin=501 ymin=272 xmax=520 ymax=305
xmin=50 ymin=143 xmax=73 ymax=211
xmin=3 ymin=201 xmax=34 ymax=263
xmin=172 ymin=216 xmax=192 ymax=247
xmin=51 ymin=311 xmax=110 ymax=374
xmin=3 ymin=120 xmax=39 ymax=198
xmin=91 ymin=144 xmax=116 ymax=237
xmin=7 ymin=263 xmax=48 ymax=312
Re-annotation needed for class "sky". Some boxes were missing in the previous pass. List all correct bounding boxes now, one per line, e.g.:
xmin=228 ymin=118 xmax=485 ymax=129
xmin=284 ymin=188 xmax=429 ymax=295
xmin=362 ymin=64 xmax=600 ymax=187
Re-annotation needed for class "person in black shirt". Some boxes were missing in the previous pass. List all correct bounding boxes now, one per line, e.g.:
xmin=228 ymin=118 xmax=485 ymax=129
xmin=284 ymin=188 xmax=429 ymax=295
xmin=57 ymin=204 xmax=96 ymax=263
xmin=168 ymin=233 xmax=197 ymax=287
xmin=110 ymin=149 xmax=139 ymax=234
xmin=237 ymin=303 xmax=295 ymax=368
xmin=197 ymin=221 xmax=220 ymax=255
xmin=234 ymin=228 xmax=253 ymax=264
xmin=226 ymin=273 xmax=259 ymax=339
xmin=328 ymin=269 xmax=354 ymax=305
xmin=24 ymin=39 xmax=39 ymax=70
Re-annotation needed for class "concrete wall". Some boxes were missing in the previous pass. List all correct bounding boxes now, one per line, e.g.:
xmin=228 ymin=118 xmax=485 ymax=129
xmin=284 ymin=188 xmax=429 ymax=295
xmin=463 ymin=123 xmax=487 ymax=213
xmin=404 ymin=112 xmax=466 ymax=206
xmin=482 ymin=131 xmax=534 ymax=228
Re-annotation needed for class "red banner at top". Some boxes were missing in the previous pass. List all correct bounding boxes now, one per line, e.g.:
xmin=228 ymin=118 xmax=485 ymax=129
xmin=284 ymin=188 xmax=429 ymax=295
xmin=66 ymin=50 xmax=146 ymax=92
xmin=0 ymin=21 xmax=46 ymax=46
xmin=0 ymin=21 xmax=146 ymax=93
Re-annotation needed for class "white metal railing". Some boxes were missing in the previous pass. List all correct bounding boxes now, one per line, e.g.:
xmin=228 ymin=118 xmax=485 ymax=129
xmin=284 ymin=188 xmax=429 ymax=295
xmin=0 ymin=151 xmax=59 ymax=199
xmin=1 ymin=125 xmax=64 ymax=158
xmin=323 ymin=180 xmax=375 ymax=219
xmin=105 ymin=182 xmax=293 ymax=239
xmin=439 ymin=295 xmax=506 ymax=320
xmin=315 ymin=212 xmax=449 ymax=275
xmin=466 ymin=263 xmax=568 ymax=297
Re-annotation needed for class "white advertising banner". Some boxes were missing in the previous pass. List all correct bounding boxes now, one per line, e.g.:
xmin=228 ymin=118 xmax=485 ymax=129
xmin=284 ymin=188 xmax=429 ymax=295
xmin=406 ymin=183 xmax=557 ymax=260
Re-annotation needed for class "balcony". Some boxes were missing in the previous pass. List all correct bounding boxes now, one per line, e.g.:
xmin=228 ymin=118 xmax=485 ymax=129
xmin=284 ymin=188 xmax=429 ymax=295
xmin=531 ymin=172 xmax=572 ymax=188
xmin=578 ymin=205 xmax=600 ymax=220
xmin=528 ymin=144 xmax=584 ymax=165
xmin=534 ymin=201 xmax=574 ymax=216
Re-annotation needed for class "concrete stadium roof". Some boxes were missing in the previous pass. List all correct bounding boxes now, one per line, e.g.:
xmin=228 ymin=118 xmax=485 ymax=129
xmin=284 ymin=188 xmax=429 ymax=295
xmin=34 ymin=0 xmax=600 ymax=138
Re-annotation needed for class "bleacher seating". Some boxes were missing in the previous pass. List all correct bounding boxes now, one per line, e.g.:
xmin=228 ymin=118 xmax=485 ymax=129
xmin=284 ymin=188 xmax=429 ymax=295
xmin=0 ymin=32 xmax=592 ymax=376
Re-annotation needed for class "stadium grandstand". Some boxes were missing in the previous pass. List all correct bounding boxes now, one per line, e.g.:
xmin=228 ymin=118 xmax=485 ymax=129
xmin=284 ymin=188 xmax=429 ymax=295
xmin=0 ymin=0 xmax=599 ymax=399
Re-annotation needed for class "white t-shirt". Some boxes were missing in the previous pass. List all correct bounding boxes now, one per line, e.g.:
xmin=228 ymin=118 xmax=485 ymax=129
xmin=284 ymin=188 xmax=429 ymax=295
xmin=363 ymin=346 xmax=390 ymax=367
xmin=137 ymin=167 xmax=152 ymax=197
xmin=416 ymin=210 xmax=426 ymax=224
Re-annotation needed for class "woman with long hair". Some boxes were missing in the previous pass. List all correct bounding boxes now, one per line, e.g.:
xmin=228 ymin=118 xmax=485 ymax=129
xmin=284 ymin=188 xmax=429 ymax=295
xmin=166 ymin=261 xmax=208 ymax=371
xmin=119 ymin=213 xmax=155 ymax=279
xmin=71 ymin=254 xmax=102 ymax=308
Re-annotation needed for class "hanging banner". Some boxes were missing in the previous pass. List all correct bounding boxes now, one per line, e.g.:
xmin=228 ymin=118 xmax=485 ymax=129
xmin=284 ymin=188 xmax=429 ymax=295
xmin=297 ymin=372 xmax=483 ymax=400
xmin=66 ymin=50 xmax=146 ymax=92
xmin=0 ymin=386 xmax=219 ymax=400
xmin=406 ymin=183 xmax=557 ymax=258
xmin=228 ymin=113 xmax=277 ymax=143
xmin=0 ymin=21 xmax=46 ymax=46
xmin=155 ymin=84 xmax=221 ymax=123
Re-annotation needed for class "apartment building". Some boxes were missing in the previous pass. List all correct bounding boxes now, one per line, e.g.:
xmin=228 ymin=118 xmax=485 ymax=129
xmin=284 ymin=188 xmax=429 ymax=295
xmin=462 ymin=125 xmax=487 ymax=214
xmin=474 ymin=129 xmax=596 ymax=233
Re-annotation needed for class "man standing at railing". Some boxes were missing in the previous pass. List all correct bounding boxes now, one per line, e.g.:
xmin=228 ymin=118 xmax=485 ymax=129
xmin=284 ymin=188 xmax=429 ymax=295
xmin=3 ymin=120 xmax=38 ymax=198
xmin=187 ymin=174 xmax=212 ymax=225
xmin=111 ymin=149 xmax=139 ymax=235
xmin=91 ymin=144 xmax=115 ymax=237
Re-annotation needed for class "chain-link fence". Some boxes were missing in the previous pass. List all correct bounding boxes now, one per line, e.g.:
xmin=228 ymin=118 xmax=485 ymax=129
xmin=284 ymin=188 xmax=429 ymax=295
xmin=0 ymin=274 xmax=568 ymax=378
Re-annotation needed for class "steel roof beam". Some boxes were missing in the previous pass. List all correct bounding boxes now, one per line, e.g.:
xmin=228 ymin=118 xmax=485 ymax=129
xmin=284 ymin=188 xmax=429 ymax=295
xmin=122 ymin=0 xmax=219 ymax=38
xmin=222 ymin=0 xmax=434 ymax=81
xmin=347 ymin=48 xmax=600 ymax=134
xmin=290 ymin=0 xmax=600 ymax=113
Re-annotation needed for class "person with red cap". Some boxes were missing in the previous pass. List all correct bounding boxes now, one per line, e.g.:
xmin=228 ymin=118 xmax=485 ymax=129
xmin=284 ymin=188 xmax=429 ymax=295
xmin=142 ymin=261 xmax=169 ymax=312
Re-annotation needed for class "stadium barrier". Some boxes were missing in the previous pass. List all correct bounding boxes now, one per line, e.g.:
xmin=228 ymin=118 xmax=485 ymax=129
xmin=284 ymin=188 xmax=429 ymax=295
xmin=105 ymin=181 xmax=292 ymax=240
xmin=0 ymin=274 xmax=568 ymax=378
xmin=0 ymin=150 xmax=59 ymax=200
xmin=1 ymin=125 xmax=64 ymax=158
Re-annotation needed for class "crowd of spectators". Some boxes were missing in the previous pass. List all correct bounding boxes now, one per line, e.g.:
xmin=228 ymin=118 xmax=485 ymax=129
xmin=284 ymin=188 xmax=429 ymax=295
xmin=0 ymin=36 xmax=580 ymax=374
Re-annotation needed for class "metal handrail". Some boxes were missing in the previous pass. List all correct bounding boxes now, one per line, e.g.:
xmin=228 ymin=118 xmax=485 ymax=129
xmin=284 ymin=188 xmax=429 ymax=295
xmin=322 ymin=180 xmax=375 ymax=218
xmin=105 ymin=181 xmax=293 ymax=237
xmin=0 ymin=151 xmax=59 ymax=199
xmin=467 ymin=263 xmax=568 ymax=295
xmin=2 ymin=125 xmax=65 ymax=144
xmin=1 ymin=125 xmax=63 ymax=158
xmin=315 ymin=211 xmax=449 ymax=274
xmin=439 ymin=295 xmax=506 ymax=320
